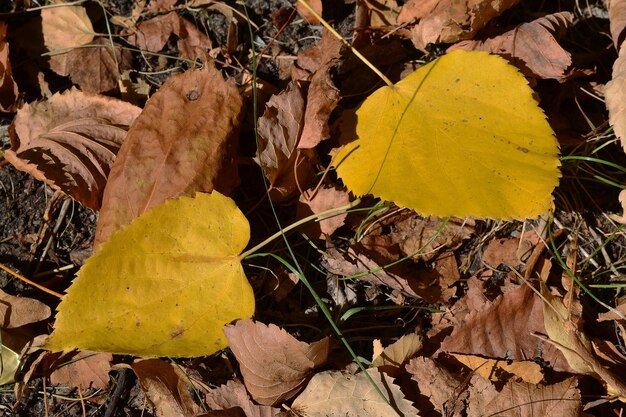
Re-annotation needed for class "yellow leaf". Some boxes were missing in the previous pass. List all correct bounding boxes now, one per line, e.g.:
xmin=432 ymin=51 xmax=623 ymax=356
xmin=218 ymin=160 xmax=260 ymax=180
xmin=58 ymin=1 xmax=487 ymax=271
xmin=46 ymin=192 xmax=254 ymax=358
xmin=333 ymin=50 xmax=560 ymax=219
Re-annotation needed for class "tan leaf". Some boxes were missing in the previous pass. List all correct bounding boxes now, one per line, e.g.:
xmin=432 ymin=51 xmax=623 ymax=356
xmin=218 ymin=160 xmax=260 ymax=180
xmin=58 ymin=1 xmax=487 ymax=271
xmin=291 ymin=369 xmax=418 ymax=417
xmin=440 ymin=285 xmax=573 ymax=372
xmin=41 ymin=4 xmax=94 ymax=52
xmin=609 ymin=0 xmax=626 ymax=50
xmin=372 ymin=333 xmax=422 ymax=377
xmin=50 ymin=351 xmax=112 ymax=390
xmin=49 ymin=38 xmax=133 ymax=93
xmin=255 ymin=80 xmax=315 ymax=201
xmin=0 ymin=289 xmax=50 ymax=328
xmin=406 ymin=356 xmax=464 ymax=413
xmin=607 ymin=41 xmax=626 ymax=152
xmin=132 ymin=359 xmax=202 ymax=417
xmin=95 ymin=65 xmax=242 ymax=246
xmin=0 ymin=22 xmax=18 ymax=112
xmin=398 ymin=0 xmax=521 ymax=51
xmin=451 ymin=353 xmax=544 ymax=384
xmin=126 ymin=12 xmax=212 ymax=60
xmin=4 ymin=88 xmax=142 ymax=210
xmin=449 ymin=12 xmax=574 ymax=80
xmin=205 ymin=380 xmax=279 ymax=417
xmin=482 ymin=377 xmax=581 ymax=417
xmin=296 ymin=0 xmax=322 ymax=24
xmin=296 ymin=186 xmax=351 ymax=238
xmin=223 ymin=319 xmax=329 ymax=406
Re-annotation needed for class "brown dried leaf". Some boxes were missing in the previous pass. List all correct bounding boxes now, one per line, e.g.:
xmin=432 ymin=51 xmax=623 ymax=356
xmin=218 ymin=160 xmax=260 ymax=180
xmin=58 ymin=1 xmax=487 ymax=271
xmin=0 ymin=289 xmax=50 ymax=328
xmin=372 ymin=333 xmax=422 ymax=377
xmin=482 ymin=377 xmax=581 ymax=417
xmin=291 ymin=369 xmax=418 ymax=417
xmin=256 ymin=80 xmax=315 ymax=201
xmin=296 ymin=186 xmax=351 ymax=238
xmin=95 ymin=66 xmax=242 ymax=246
xmin=440 ymin=285 xmax=573 ymax=372
xmin=451 ymin=353 xmax=544 ymax=384
xmin=205 ymin=380 xmax=279 ymax=417
xmin=398 ymin=0 xmax=521 ymax=51
xmin=41 ymin=4 xmax=94 ymax=52
xmin=50 ymin=38 xmax=133 ymax=93
xmin=292 ymin=30 xmax=342 ymax=149
xmin=4 ymin=88 xmax=141 ymax=210
xmin=296 ymin=0 xmax=322 ymax=24
xmin=223 ymin=319 xmax=329 ymax=406
xmin=132 ymin=359 xmax=202 ymax=417
xmin=50 ymin=351 xmax=112 ymax=390
xmin=406 ymin=356 xmax=463 ymax=413
xmin=0 ymin=22 xmax=18 ymax=112
xmin=610 ymin=0 xmax=626 ymax=50
xmin=450 ymin=12 xmax=574 ymax=80
xmin=607 ymin=41 xmax=626 ymax=153
xmin=126 ymin=12 xmax=212 ymax=60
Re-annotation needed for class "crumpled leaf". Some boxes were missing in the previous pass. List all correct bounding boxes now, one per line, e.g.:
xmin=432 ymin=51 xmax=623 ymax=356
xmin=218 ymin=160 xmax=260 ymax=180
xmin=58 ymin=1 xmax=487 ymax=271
xmin=397 ymin=0 xmax=520 ymax=50
xmin=95 ymin=65 xmax=242 ymax=246
xmin=372 ymin=333 xmax=422 ymax=377
xmin=291 ymin=369 xmax=418 ymax=416
xmin=0 ymin=288 xmax=51 ymax=328
xmin=296 ymin=185 xmax=350 ymax=238
xmin=50 ymin=351 xmax=112 ymax=390
xmin=126 ymin=12 xmax=212 ymax=60
xmin=606 ymin=2 xmax=626 ymax=153
xmin=0 ymin=22 xmax=18 ymax=112
xmin=205 ymin=380 xmax=279 ymax=417
xmin=41 ymin=4 xmax=94 ymax=52
xmin=4 ymin=88 xmax=142 ymax=210
xmin=132 ymin=359 xmax=203 ymax=417
xmin=223 ymin=319 xmax=329 ymax=406
xmin=46 ymin=192 xmax=254 ymax=357
xmin=450 ymin=12 xmax=574 ymax=80
xmin=333 ymin=50 xmax=560 ymax=219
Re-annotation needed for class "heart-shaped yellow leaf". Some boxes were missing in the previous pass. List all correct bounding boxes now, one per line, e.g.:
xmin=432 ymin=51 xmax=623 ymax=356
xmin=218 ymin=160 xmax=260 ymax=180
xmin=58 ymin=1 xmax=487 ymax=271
xmin=333 ymin=50 xmax=560 ymax=219
xmin=46 ymin=192 xmax=254 ymax=357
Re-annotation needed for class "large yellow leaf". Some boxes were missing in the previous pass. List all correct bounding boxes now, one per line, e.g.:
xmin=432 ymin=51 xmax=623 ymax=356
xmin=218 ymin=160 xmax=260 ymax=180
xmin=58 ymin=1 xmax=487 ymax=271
xmin=46 ymin=192 xmax=254 ymax=357
xmin=333 ymin=50 xmax=560 ymax=219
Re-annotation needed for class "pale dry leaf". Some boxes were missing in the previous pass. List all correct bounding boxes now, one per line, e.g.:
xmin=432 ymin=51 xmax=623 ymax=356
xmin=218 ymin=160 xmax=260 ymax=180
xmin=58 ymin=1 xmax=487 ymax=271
xmin=451 ymin=353 xmax=544 ymax=384
xmin=483 ymin=377 xmax=581 ymax=417
xmin=365 ymin=0 xmax=401 ymax=27
xmin=126 ymin=12 xmax=212 ymax=60
xmin=609 ymin=0 xmax=626 ymax=50
xmin=440 ymin=285 xmax=574 ymax=372
xmin=223 ymin=319 xmax=329 ymax=406
xmin=296 ymin=0 xmax=322 ymax=24
xmin=482 ymin=237 xmax=525 ymax=268
xmin=132 ymin=359 xmax=203 ymax=417
xmin=0 ymin=22 xmax=18 ymax=112
xmin=95 ymin=66 xmax=242 ymax=246
xmin=49 ymin=38 xmax=133 ymax=93
xmin=450 ymin=12 xmax=574 ymax=80
xmin=606 ymin=42 xmax=626 ymax=153
xmin=296 ymin=185 xmax=351 ymax=238
xmin=397 ymin=0 xmax=439 ymax=23
xmin=291 ymin=369 xmax=418 ymax=417
xmin=255 ymin=80 xmax=315 ymax=201
xmin=41 ymin=5 xmax=94 ymax=52
xmin=205 ymin=380 xmax=279 ymax=417
xmin=398 ymin=0 xmax=521 ymax=51
xmin=4 ymin=88 xmax=142 ymax=210
xmin=0 ymin=289 xmax=50 ymax=328
xmin=49 ymin=351 xmax=112 ymax=391
xmin=372 ymin=333 xmax=422 ymax=377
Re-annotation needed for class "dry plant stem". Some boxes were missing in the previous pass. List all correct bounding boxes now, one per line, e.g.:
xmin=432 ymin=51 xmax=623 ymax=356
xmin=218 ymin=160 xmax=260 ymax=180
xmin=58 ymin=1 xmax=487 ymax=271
xmin=295 ymin=0 xmax=394 ymax=87
xmin=0 ymin=263 xmax=62 ymax=298
xmin=240 ymin=198 xmax=362 ymax=259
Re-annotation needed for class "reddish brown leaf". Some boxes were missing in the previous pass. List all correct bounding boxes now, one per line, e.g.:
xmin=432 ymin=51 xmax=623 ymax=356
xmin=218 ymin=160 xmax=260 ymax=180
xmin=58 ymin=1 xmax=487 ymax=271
xmin=4 ymin=88 xmax=141 ymax=210
xmin=0 ymin=22 xmax=18 ymax=112
xmin=132 ymin=359 xmax=202 ymax=417
xmin=0 ymin=289 xmax=50 ymax=328
xmin=223 ymin=319 xmax=329 ymax=406
xmin=439 ymin=285 xmax=574 ymax=372
xmin=205 ymin=380 xmax=279 ymax=417
xmin=49 ymin=38 xmax=133 ymax=93
xmin=50 ymin=351 xmax=112 ymax=390
xmin=450 ymin=12 xmax=574 ymax=80
xmin=126 ymin=12 xmax=212 ymax=60
xmin=95 ymin=66 xmax=242 ymax=246
xmin=296 ymin=0 xmax=322 ymax=24
xmin=296 ymin=185 xmax=351 ymax=238
xmin=256 ymin=80 xmax=315 ymax=201
xmin=397 ymin=0 xmax=521 ymax=51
